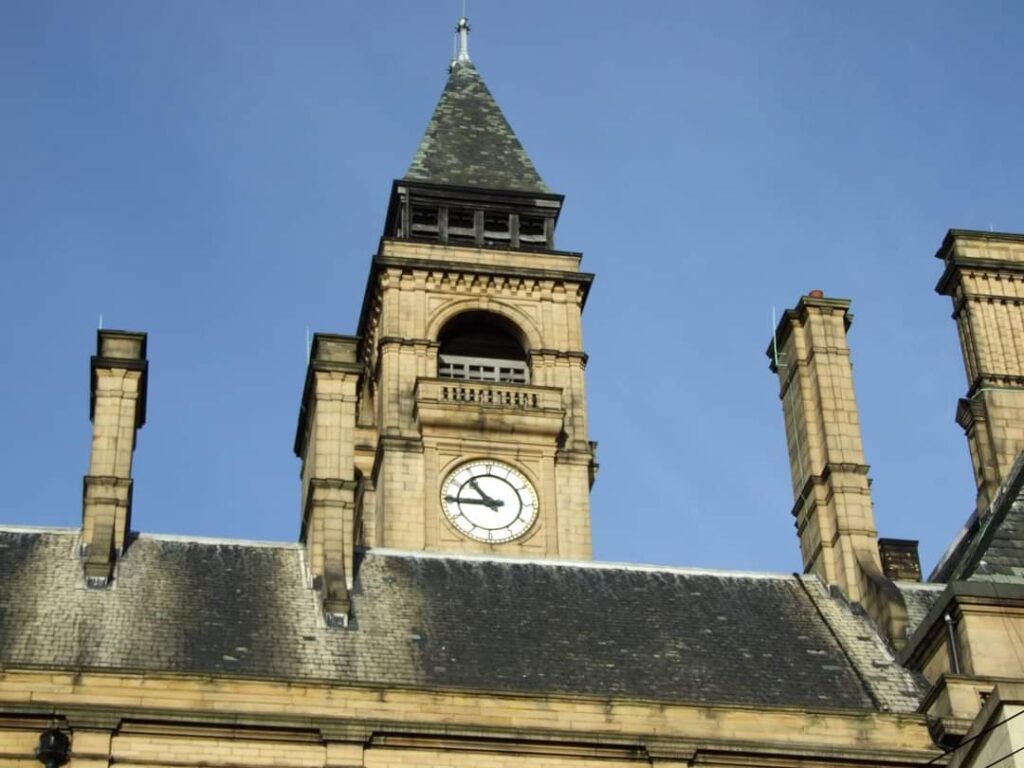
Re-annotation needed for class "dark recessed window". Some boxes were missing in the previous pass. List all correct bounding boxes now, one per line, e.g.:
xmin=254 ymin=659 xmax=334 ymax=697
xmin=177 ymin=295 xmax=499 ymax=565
xmin=519 ymin=215 xmax=546 ymax=246
xmin=410 ymin=206 xmax=439 ymax=238
xmin=483 ymin=212 xmax=511 ymax=246
xmin=448 ymin=208 xmax=475 ymax=243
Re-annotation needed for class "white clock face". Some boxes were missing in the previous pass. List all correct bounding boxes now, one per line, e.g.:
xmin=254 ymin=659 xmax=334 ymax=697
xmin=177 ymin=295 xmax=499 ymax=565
xmin=441 ymin=460 xmax=538 ymax=543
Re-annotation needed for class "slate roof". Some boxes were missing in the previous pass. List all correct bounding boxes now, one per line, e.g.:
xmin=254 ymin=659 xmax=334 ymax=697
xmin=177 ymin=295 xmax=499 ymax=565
xmin=933 ymin=453 xmax=1024 ymax=583
xmin=898 ymin=582 xmax=946 ymax=635
xmin=404 ymin=60 xmax=552 ymax=194
xmin=0 ymin=528 xmax=928 ymax=712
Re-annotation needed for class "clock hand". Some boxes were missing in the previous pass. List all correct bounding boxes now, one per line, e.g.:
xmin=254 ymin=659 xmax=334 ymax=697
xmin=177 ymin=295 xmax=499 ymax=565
xmin=468 ymin=478 xmax=497 ymax=503
xmin=445 ymin=494 xmax=504 ymax=509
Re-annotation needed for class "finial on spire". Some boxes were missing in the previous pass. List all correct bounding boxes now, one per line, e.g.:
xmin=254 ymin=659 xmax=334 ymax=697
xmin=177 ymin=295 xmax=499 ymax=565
xmin=455 ymin=16 xmax=471 ymax=63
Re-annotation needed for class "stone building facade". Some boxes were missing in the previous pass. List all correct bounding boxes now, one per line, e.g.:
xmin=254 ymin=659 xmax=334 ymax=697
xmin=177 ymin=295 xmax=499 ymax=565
xmin=2 ymin=18 xmax=1023 ymax=768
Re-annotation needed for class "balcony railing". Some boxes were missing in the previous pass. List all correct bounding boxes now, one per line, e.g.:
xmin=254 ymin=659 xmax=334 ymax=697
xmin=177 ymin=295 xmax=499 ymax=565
xmin=416 ymin=378 xmax=561 ymax=411
xmin=415 ymin=378 xmax=564 ymax=436
xmin=438 ymin=354 xmax=529 ymax=384
xmin=440 ymin=383 xmax=539 ymax=408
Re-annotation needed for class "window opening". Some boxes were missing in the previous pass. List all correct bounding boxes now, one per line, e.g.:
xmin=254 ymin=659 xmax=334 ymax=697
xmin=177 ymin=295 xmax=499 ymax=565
xmin=483 ymin=212 xmax=511 ymax=246
xmin=410 ymin=206 xmax=439 ymax=238
xmin=438 ymin=311 xmax=529 ymax=384
xmin=519 ymin=215 xmax=546 ymax=246
xmin=448 ymin=208 xmax=476 ymax=244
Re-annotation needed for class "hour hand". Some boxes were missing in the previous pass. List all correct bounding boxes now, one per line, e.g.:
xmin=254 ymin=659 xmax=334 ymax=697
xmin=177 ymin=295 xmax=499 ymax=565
xmin=469 ymin=479 xmax=496 ymax=502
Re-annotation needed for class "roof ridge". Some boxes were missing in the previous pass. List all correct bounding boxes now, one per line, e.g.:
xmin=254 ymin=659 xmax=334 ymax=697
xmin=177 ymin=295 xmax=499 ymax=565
xmin=944 ymin=452 xmax=1024 ymax=582
xmin=135 ymin=532 xmax=304 ymax=549
xmin=365 ymin=547 xmax=792 ymax=579
xmin=0 ymin=524 xmax=79 ymax=535
xmin=0 ymin=526 xmax=303 ymax=550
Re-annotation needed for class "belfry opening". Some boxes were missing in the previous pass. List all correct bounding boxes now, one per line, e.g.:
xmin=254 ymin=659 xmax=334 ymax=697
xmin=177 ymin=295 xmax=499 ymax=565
xmin=437 ymin=310 xmax=529 ymax=384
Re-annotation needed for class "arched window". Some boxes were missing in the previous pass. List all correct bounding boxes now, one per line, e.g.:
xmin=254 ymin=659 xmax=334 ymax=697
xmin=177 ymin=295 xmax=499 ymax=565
xmin=437 ymin=311 xmax=529 ymax=384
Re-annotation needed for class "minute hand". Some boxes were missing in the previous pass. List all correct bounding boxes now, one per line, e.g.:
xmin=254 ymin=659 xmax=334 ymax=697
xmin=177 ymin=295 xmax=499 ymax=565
xmin=446 ymin=495 xmax=504 ymax=508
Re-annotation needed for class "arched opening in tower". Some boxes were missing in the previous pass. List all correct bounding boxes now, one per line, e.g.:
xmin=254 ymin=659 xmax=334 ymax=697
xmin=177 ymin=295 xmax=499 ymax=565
xmin=437 ymin=311 xmax=529 ymax=384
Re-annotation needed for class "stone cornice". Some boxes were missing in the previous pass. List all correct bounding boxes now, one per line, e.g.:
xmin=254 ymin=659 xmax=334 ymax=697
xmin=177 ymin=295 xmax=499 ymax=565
xmin=767 ymin=295 xmax=852 ymax=373
xmin=0 ymin=669 xmax=939 ymax=762
xmin=899 ymin=581 xmax=1024 ymax=668
xmin=294 ymin=334 xmax=364 ymax=458
xmin=357 ymin=255 xmax=593 ymax=341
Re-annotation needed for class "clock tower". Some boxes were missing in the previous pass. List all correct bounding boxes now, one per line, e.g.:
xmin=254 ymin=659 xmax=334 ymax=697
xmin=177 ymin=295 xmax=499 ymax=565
xmin=295 ymin=18 xmax=597 ymax=616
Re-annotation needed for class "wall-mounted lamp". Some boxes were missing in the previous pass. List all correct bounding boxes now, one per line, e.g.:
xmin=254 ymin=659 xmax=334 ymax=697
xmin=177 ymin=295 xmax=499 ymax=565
xmin=34 ymin=728 xmax=70 ymax=768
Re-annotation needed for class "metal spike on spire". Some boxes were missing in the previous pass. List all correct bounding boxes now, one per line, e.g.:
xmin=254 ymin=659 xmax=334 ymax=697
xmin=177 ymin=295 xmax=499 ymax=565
xmin=455 ymin=16 xmax=471 ymax=63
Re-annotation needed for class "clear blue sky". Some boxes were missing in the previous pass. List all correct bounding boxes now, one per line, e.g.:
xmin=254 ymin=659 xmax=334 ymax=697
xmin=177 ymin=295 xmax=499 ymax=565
xmin=2 ymin=1 xmax=1022 ymax=575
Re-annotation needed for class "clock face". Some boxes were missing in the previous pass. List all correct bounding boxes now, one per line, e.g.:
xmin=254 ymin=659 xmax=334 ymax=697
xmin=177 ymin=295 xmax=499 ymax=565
xmin=441 ymin=460 xmax=538 ymax=543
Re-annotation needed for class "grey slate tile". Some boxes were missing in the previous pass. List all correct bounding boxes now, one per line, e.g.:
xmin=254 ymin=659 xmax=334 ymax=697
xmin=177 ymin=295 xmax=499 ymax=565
xmin=938 ymin=453 xmax=1024 ymax=584
xmin=404 ymin=61 xmax=551 ymax=194
xmin=0 ymin=529 xmax=926 ymax=713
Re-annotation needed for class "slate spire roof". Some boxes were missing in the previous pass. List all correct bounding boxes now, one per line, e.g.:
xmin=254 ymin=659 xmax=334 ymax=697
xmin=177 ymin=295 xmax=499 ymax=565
xmin=404 ymin=28 xmax=552 ymax=195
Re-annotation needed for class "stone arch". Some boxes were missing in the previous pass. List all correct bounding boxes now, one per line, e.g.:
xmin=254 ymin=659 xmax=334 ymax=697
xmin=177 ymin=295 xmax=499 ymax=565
xmin=427 ymin=299 xmax=543 ymax=352
xmin=429 ymin=301 xmax=542 ymax=385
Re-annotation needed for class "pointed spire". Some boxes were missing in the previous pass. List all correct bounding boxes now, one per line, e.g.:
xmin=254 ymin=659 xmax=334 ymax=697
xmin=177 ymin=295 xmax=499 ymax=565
xmin=403 ymin=17 xmax=552 ymax=195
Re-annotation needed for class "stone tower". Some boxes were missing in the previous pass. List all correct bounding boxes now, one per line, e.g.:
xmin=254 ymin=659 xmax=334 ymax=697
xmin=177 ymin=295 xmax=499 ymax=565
xmin=936 ymin=229 xmax=1024 ymax=515
xmin=295 ymin=20 xmax=597 ymax=618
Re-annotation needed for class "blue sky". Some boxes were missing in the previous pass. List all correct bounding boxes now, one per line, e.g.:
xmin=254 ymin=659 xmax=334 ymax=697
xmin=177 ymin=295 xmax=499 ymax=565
xmin=2 ymin=1 xmax=1022 ymax=575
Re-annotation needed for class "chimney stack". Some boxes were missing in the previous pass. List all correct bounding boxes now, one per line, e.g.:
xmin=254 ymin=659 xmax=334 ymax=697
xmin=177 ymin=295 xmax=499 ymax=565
xmin=769 ymin=293 xmax=908 ymax=645
xmin=936 ymin=229 xmax=1024 ymax=515
xmin=294 ymin=334 xmax=363 ymax=623
xmin=82 ymin=330 xmax=147 ymax=586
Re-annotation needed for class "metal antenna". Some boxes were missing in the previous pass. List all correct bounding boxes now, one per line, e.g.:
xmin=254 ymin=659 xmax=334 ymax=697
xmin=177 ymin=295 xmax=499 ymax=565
xmin=770 ymin=306 xmax=780 ymax=368
xmin=98 ymin=314 xmax=103 ymax=330
xmin=306 ymin=327 xmax=311 ymax=364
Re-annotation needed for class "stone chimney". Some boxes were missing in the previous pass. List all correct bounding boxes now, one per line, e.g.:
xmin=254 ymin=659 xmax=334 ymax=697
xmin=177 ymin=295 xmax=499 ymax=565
xmin=878 ymin=538 xmax=922 ymax=582
xmin=769 ymin=292 xmax=908 ymax=645
xmin=936 ymin=229 xmax=1024 ymax=516
xmin=294 ymin=334 xmax=363 ymax=623
xmin=82 ymin=330 xmax=147 ymax=586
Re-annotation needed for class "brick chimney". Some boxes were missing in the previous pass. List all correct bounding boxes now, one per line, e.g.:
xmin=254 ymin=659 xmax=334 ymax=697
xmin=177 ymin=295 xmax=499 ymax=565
xmin=82 ymin=330 xmax=147 ymax=586
xmin=769 ymin=293 xmax=909 ymax=645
